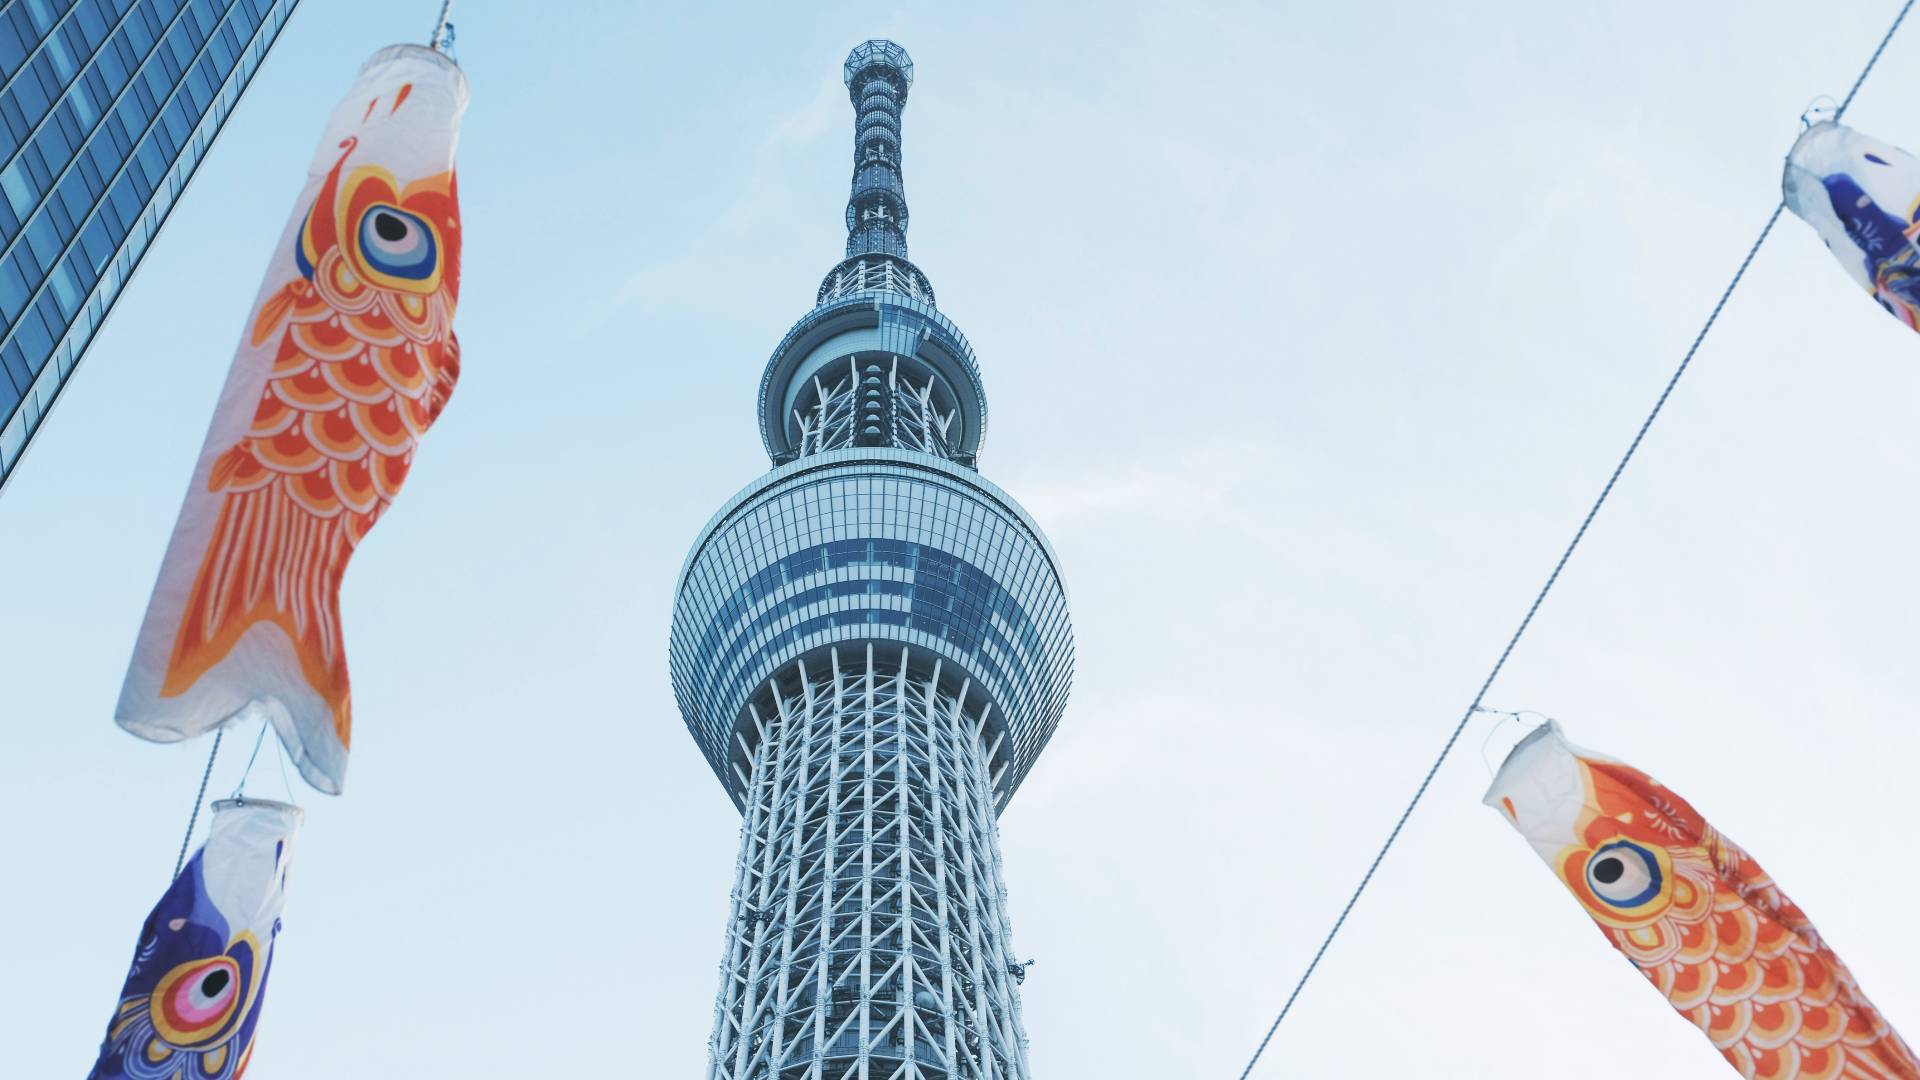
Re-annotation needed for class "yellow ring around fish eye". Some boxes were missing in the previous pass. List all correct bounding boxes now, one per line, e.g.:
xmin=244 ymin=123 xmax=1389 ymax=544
xmin=149 ymin=954 xmax=243 ymax=1047
xmin=347 ymin=202 xmax=442 ymax=295
xmin=1557 ymin=839 xmax=1675 ymax=928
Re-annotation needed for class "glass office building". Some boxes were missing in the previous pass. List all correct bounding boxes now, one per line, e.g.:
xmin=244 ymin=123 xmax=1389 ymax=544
xmin=0 ymin=0 xmax=300 ymax=488
xmin=670 ymin=41 xmax=1073 ymax=1079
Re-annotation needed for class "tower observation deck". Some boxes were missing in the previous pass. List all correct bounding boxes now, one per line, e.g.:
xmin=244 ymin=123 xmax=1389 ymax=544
xmin=669 ymin=41 xmax=1073 ymax=1080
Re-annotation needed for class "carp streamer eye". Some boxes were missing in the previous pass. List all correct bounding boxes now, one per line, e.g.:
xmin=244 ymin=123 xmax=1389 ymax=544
xmin=150 ymin=955 xmax=242 ymax=1047
xmin=1586 ymin=840 xmax=1665 ymax=909
xmin=356 ymin=204 xmax=438 ymax=283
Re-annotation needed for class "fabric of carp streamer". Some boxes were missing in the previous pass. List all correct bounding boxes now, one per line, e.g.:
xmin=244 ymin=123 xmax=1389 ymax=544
xmin=87 ymin=799 xmax=302 ymax=1080
xmin=116 ymin=45 xmax=469 ymax=794
xmin=1486 ymin=722 xmax=1920 ymax=1080
xmin=1785 ymin=120 xmax=1920 ymax=337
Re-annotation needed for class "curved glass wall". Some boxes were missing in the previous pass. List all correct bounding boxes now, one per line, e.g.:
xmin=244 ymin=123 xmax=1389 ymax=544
xmin=670 ymin=447 xmax=1073 ymax=807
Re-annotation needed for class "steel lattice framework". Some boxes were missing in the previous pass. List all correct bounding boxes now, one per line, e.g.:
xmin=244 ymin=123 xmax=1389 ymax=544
xmin=673 ymin=40 xmax=1070 ymax=1080
xmin=709 ymin=646 xmax=1032 ymax=1079
xmin=792 ymin=356 xmax=958 ymax=459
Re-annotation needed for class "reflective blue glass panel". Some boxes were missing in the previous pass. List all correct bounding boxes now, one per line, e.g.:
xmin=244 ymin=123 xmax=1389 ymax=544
xmin=0 ymin=0 xmax=302 ymax=487
xmin=670 ymin=448 xmax=1075 ymax=802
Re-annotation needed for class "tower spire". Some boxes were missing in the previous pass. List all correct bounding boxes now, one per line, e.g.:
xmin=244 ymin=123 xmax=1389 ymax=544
xmin=843 ymin=40 xmax=913 ymax=259
xmin=816 ymin=41 xmax=935 ymax=305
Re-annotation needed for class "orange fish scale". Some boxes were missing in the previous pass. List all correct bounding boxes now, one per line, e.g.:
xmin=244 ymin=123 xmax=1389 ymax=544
xmin=369 ymin=450 xmax=410 ymax=501
xmin=1755 ymin=951 xmax=1808 ymax=1005
xmin=281 ymin=470 xmax=343 ymax=519
xmin=1676 ymin=916 xmax=1719 ymax=966
xmin=1753 ymin=919 xmax=1796 ymax=962
xmin=253 ymin=428 xmax=324 ymax=474
xmin=290 ymin=318 xmax=364 ymax=362
xmin=1668 ymin=956 xmax=1716 ymax=1011
xmin=1712 ymin=954 xmax=1769 ymax=1005
xmin=1746 ymin=1042 xmax=1804 ymax=1080
xmin=1645 ymin=961 xmax=1678 ymax=998
xmin=1621 ymin=922 xmax=1680 ymax=966
xmin=1749 ymin=1000 xmax=1805 ymax=1050
xmin=284 ymin=284 xmax=331 ymax=322
xmin=271 ymin=367 xmax=341 ymax=412
xmin=343 ymin=308 xmax=405 ymax=348
xmin=348 ymin=399 xmax=411 ymax=457
xmin=247 ymin=392 xmax=297 ymax=439
xmin=1671 ymin=873 xmax=1715 ymax=922
xmin=1799 ymin=953 xmax=1842 ymax=1007
xmin=1795 ymin=1044 xmax=1848 ymax=1080
xmin=320 ymin=354 xmax=393 ymax=404
xmin=300 ymin=409 xmax=365 ymax=463
xmin=371 ymin=343 xmax=428 ymax=397
xmin=383 ymin=291 xmax=438 ymax=341
xmin=329 ymin=458 xmax=378 ymax=515
xmin=1798 ymin=1003 xmax=1850 ymax=1050
xmin=207 ymin=447 xmax=272 ymax=493
xmin=269 ymin=334 xmax=316 ymax=378
xmin=1845 ymin=1007 xmax=1893 ymax=1047
xmin=343 ymin=508 xmax=376 ymax=547
xmin=1710 ymin=999 xmax=1755 ymax=1049
xmin=398 ymin=394 xmax=433 ymax=438
xmin=1715 ymin=907 xmax=1761 ymax=965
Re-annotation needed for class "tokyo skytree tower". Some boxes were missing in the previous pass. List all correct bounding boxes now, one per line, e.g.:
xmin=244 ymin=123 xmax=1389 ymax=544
xmin=668 ymin=40 xmax=1075 ymax=1080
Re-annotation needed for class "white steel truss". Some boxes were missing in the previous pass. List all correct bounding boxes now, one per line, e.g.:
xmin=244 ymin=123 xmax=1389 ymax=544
xmin=792 ymin=356 xmax=958 ymax=461
xmin=817 ymin=255 xmax=936 ymax=305
xmin=707 ymin=645 xmax=1033 ymax=1080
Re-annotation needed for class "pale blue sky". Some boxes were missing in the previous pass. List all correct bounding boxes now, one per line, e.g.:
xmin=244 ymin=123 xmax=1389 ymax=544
xmin=4 ymin=1 xmax=1920 ymax=1076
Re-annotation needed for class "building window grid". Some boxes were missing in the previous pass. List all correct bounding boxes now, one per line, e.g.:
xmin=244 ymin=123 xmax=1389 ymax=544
xmin=0 ymin=0 xmax=290 ymax=477
xmin=1 ymin=0 xmax=235 ymax=327
xmin=0 ymin=0 xmax=183 ymax=224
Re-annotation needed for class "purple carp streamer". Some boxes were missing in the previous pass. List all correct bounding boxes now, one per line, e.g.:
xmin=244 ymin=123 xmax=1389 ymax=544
xmin=88 ymin=799 xmax=301 ymax=1080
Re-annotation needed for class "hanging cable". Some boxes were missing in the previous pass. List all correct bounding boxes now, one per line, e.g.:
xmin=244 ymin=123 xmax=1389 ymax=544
xmin=228 ymin=715 xmax=271 ymax=801
xmin=170 ymin=728 xmax=224 ymax=880
xmin=1234 ymin=3 xmax=1916 ymax=1075
xmin=430 ymin=0 xmax=455 ymax=53
xmin=274 ymin=727 xmax=298 ymax=805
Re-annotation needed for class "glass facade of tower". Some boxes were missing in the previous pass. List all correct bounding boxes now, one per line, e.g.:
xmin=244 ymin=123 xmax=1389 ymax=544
xmin=0 ymin=0 xmax=300 ymax=487
xmin=672 ymin=447 xmax=1074 ymax=810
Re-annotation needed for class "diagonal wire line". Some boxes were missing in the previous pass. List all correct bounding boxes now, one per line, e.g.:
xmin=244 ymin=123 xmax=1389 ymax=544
xmin=1236 ymin=3 xmax=1915 ymax=1075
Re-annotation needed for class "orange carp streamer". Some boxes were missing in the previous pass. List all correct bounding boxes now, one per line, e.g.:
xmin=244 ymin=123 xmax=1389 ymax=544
xmin=1487 ymin=723 xmax=1919 ymax=1080
xmin=118 ymin=45 xmax=468 ymax=794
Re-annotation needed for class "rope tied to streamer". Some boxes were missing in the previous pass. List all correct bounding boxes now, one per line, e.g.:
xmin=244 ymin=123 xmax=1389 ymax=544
xmin=170 ymin=729 xmax=223 ymax=881
xmin=430 ymin=0 xmax=456 ymax=56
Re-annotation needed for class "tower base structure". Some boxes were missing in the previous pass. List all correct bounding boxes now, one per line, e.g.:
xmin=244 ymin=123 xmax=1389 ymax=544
xmin=707 ymin=645 xmax=1032 ymax=1080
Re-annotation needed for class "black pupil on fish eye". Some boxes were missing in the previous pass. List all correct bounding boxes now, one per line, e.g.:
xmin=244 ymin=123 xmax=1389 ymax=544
xmin=200 ymin=969 xmax=229 ymax=996
xmin=373 ymin=212 xmax=408 ymax=242
xmin=1592 ymin=856 xmax=1625 ymax=885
